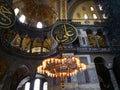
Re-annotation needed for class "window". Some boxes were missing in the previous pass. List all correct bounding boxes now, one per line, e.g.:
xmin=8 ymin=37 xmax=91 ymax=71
xmin=37 ymin=22 xmax=43 ymax=28
xmin=82 ymin=37 xmax=86 ymax=45
xmin=14 ymin=8 xmax=19 ymax=15
xmin=81 ymin=37 xmax=87 ymax=46
xmin=34 ymin=79 xmax=40 ymax=90
xmin=103 ymin=14 xmax=107 ymax=19
xmin=43 ymin=82 xmax=48 ymax=90
xmin=23 ymin=79 xmax=48 ymax=90
xmin=90 ymin=7 xmax=94 ymax=11
xmin=18 ymin=74 xmax=48 ymax=90
xmin=24 ymin=82 xmax=30 ymax=90
xmin=93 ymin=14 xmax=97 ymax=19
xmin=98 ymin=4 xmax=103 ymax=11
xmin=84 ymin=14 xmax=88 ymax=19
xmin=19 ymin=15 xmax=26 ymax=23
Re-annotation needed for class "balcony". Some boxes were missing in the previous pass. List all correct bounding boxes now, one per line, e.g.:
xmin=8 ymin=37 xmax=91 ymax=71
xmin=64 ymin=45 xmax=112 ymax=54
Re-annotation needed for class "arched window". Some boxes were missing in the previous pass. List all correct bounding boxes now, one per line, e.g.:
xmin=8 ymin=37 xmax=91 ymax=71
xmin=43 ymin=82 xmax=48 ymax=90
xmin=93 ymin=14 xmax=97 ymax=19
xmin=23 ymin=78 xmax=48 ymax=90
xmin=14 ymin=8 xmax=19 ymax=15
xmin=84 ymin=14 xmax=88 ymax=19
xmin=17 ymin=74 xmax=48 ymax=90
xmin=90 ymin=7 xmax=94 ymax=11
xmin=102 ymin=14 xmax=107 ymax=19
xmin=37 ymin=22 xmax=43 ymax=28
xmin=24 ymin=82 xmax=30 ymax=90
xmin=98 ymin=4 xmax=103 ymax=11
xmin=19 ymin=15 xmax=26 ymax=23
xmin=34 ymin=79 xmax=40 ymax=90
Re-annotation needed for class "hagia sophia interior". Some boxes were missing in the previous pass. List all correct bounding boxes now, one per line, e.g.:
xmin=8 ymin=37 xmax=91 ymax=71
xmin=0 ymin=0 xmax=120 ymax=90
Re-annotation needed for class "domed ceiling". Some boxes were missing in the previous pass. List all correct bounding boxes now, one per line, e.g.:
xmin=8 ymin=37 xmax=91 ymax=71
xmin=12 ymin=0 xmax=58 ymax=28
xmin=0 ymin=0 xmax=106 ymax=57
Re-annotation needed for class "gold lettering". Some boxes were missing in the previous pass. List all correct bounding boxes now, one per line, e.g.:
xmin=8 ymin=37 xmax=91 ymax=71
xmin=54 ymin=24 xmax=76 ymax=43
xmin=0 ymin=6 xmax=12 ymax=26
xmin=56 ymin=35 xmax=68 ymax=43
xmin=63 ymin=24 xmax=74 ymax=37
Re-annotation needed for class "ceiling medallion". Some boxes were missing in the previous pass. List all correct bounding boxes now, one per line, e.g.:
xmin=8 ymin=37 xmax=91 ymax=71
xmin=0 ymin=0 xmax=16 ymax=28
xmin=51 ymin=23 xmax=78 ymax=44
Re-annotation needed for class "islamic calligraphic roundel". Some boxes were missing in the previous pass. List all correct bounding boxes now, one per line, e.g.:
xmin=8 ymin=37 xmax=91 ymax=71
xmin=0 ymin=0 xmax=16 ymax=28
xmin=51 ymin=23 xmax=78 ymax=44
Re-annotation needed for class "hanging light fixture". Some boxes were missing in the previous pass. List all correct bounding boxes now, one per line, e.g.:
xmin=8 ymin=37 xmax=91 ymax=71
xmin=37 ymin=43 xmax=86 ymax=88
xmin=37 ymin=56 xmax=86 ymax=88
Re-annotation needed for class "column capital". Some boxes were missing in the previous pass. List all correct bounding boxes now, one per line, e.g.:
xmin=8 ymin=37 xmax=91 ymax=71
xmin=105 ymin=63 xmax=113 ymax=69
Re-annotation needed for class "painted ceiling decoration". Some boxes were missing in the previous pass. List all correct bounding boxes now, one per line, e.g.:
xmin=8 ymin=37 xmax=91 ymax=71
xmin=12 ymin=0 xmax=58 ymax=28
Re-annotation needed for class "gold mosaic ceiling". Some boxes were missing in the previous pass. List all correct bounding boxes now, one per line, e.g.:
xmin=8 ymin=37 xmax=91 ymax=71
xmin=12 ymin=0 xmax=58 ymax=28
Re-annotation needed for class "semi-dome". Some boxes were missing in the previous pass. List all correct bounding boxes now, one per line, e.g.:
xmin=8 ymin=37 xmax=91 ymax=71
xmin=13 ymin=0 xmax=58 ymax=29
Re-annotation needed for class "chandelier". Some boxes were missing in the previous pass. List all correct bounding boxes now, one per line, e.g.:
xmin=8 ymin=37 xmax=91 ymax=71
xmin=37 ymin=42 xmax=86 ymax=88
xmin=37 ymin=56 xmax=86 ymax=88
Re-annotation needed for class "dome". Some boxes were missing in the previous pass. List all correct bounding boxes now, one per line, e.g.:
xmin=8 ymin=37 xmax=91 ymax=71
xmin=12 ymin=0 xmax=58 ymax=29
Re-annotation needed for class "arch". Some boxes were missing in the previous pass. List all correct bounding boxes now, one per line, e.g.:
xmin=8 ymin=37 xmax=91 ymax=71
xmin=10 ymin=65 xmax=30 ymax=90
xmin=113 ymin=56 xmax=120 ymax=88
xmin=86 ymin=29 xmax=97 ymax=47
xmin=68 ymin=0 xmax=92 ymax=19
xmin=94 ymin=57 xmax=113 ymax=90
xmin=17 ymin=76 xmax=30 ymax=90
xmin=94 ymin=57 xmax=105 ymax=64
xmin=96 ymin=30 xmax=107 ymax=47
xmin=68 ymin=0 xmax=102 ymax=24
xmin=17 ymin=74 xmax=48 ymax=90
xmin=43 ymin=38 xmax=53 ymax=51
xmin=24 ymin=82 xmax=30 ymax=90
xmin=11 ymin=33 xmax=21 ymax=48
xmin=34 ymin=79 xmax=40 ymax=90
xmin=32 ymin=37 xmax=53 ymax=54
xmin=21 ymin=35 xmax=31 ymax=52
xmin=32 ymin=37 xmax=42 ymax=53
xmin=43 ymin=82 xmax=48 ymax=90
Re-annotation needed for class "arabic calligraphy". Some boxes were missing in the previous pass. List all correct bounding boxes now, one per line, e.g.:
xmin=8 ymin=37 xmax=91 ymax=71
xmin=0 ymin=0 xmax=16 ymax=28
xmin=52 ymin=23 xmax=78 ymax=44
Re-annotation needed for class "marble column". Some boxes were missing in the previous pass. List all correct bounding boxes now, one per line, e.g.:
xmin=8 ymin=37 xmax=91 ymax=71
xmin=106 ymin=63 xmax=119 ymax=90
xmin=103 ymin=31 xmax=111 ymax=47
xmin=29 ymin=38 xmax=34 ymax=53
xmin=19 ymin=34 xmax=24 ymax=49
xmin=93 ymin=31 xmax=100 ymax=48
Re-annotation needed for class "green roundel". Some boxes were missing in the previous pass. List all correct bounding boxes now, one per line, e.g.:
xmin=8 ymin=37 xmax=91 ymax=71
xmin=51 ymin=23 xmax=78 ymax=44
xmin=0 ymin=0 xmax=16 ymax=28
